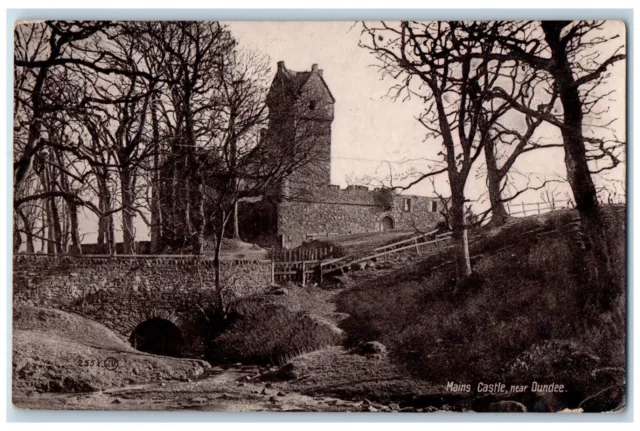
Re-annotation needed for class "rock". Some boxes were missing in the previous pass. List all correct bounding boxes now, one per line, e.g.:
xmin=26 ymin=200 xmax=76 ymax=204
xmin=260 ymin=387 xmax=267 ymax=395
xmin=219 ymin=394 xmax=240 ymax=400
xmin=268 ymin=396 xmax=280 ymax=404
xmin=580 ymin=386 xmax=625 ymax=412
xmin=351 ymin=262 xmax=367 ymax=271
xmin=424 ymin=406 xmax=438 ymax=412
xmin=111 ymin=398 xmax=122 ymax=404
xmin=399 ymin=406 xmax=415 ymax=412
xmin=277 ymin=391 xmax=285 ymax=397
xmin=530 ymin=392 xmax=575 ymax=412
xmin=485 ymin=400 xmax=528 ymax=412
xmin=259 ymin=362 xmax=299 ymax=381
xmin=189 ymin=397 xmax=207 ymax=404
xmin=271 ymin=288 xmax=289 ymax=296
xmin=160 ymin=382 xmax=167 ymax=387
xmin=265 ymin=383 xmax=273 ymax=388
xmin=353 ymin=341 xmax=387 ymax=356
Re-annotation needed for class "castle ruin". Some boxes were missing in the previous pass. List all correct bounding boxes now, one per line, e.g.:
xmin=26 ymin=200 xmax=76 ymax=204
xmin=240 ymin=61 xmax=443 ymax=248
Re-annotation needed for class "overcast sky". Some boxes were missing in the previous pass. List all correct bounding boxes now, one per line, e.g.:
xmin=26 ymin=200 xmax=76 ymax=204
xmin=228 ymin=21 xmax=626 ymax=201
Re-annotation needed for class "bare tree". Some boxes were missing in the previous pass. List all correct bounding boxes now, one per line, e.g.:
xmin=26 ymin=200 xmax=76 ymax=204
xmin=360 ymin=21 xmax=514 ymax=286
xmin=485 ymin=20 xmax=625 ymax=307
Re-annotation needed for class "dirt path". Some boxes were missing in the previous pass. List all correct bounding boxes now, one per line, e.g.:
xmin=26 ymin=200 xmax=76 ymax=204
xmin=14 ymin=363 xmax=364 ymax=412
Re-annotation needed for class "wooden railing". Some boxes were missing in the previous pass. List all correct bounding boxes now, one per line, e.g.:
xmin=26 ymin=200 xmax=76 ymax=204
xmin=373 ymin=228 xmax=440 ymax=253
xmin=273 ymin=229 xmax=454 ymax=286
xmin=273 ymin=245 xmax=334 ymax=263
xmin=318 ymin=231 xmax=453 ymax=277
xmin=272 ymin=243 xmax=337 ymax=285
xmin=506 ymin=198 xmax=573 ymax=217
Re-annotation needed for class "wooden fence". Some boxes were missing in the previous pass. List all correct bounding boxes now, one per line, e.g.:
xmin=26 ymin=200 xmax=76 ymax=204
xmin=272 ymin=245 xmax=334 ymax=263
xmin=506 ymin=198 xmax=573 ymax=217
xmin=272 ymin=229 xmax=454 ymax=286
xmin=272 ymin=244 xmax=336 ymax=285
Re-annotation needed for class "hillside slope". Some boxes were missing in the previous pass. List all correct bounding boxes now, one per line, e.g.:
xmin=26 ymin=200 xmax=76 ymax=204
xmin=335 ymin=206 xmax=626 ymax=411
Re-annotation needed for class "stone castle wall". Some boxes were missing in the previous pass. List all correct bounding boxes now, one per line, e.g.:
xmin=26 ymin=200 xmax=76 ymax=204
xmin=277 ymin=185 xmax=443 ymax=247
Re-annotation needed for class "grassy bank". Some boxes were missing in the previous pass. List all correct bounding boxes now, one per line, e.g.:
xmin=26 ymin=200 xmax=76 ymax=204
xmin=335 ymin=206 xmax=625 ymax=408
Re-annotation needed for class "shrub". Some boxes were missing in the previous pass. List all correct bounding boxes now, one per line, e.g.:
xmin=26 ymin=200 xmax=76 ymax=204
xmin=208 ymin=295 xmax=344 ymax=365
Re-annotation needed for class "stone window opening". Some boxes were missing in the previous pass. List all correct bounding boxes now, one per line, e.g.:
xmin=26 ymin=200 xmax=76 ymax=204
xmin=403 ymin=198 xmax=413 ymax=213
xmin=309 ymin=100 xmax=317 ymax=110
xmin=431 ymin=201 xmax=438 ymax=213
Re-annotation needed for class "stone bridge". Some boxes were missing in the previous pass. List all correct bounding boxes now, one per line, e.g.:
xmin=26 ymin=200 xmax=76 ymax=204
xmin=13 ymin=255 xmax=272 ymax=358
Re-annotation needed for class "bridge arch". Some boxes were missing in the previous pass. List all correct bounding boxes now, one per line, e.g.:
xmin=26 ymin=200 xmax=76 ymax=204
xmin=129 ymin=317 xmax=184 ymax=357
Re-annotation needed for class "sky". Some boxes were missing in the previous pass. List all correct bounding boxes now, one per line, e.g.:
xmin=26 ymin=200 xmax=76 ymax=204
xmin=72 ymin=20 xmax=626 ymax=244
xmin=228 ymin=20 xmax=626 ymax=202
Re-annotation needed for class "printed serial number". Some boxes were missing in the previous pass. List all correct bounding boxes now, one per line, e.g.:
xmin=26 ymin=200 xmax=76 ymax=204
xmin=76 ymin=357 xmax=119 ymax=371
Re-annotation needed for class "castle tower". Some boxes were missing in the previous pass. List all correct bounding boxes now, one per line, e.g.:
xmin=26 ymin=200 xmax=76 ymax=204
xmin=266 ymin=61 xmax=335 ymax=194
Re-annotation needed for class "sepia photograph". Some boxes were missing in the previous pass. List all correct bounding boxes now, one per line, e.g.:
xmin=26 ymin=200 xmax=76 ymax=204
xmin=11 ymin=18 xmax=627 ymax=414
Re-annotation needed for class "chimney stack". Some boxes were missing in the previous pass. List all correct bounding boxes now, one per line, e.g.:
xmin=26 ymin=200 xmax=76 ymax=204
xmin=311 ymin=63 xmax=319 ymax=73
xmin=319 ymin=69 xmax=323 ymax=77
xmin=277 ymin=61 xmax=285 ymax=71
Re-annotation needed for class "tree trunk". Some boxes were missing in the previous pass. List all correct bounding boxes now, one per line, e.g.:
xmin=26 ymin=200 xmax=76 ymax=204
xmin=450 ymin=186 xmax=472 ymax=286
xmin=13 ymin=216 xmax=22 ymax=253
xmin=14 ymin=65 xmax=47 ymax=193
xmin=189 ymin=151 xmax=205 ymax=254
xmin=97 ymin=176 xmax=112 ymax=254
xmin=214 ymin=218 xmax=226 ymax=314
xmin=40 ymin=211 xmax=47 ymax=253
xmin=41 ymin=164 xmax=63 ymax=255
xmin=191 ymin=177 xmax=205 ymax=254
xmin=485 ymin=139 xmax=510 ymax=226
xmin=45 ymin=198 xmax=56 ymax=255
xmin=150 ymin=96 xmax=163 ymax=253
xmin=19 ymin=211 xmax=36 ymax=253
xmin=232 ymin=200 xmax=240 ymax=240
xmin=120 ymin=167 xmax=136 ymax=254
xmin=108 ymin=212 xmax=116 ymax=255
xmin=542 ymin=22 xmax=613 ymax=308
xmin=67 ymin=200 xmax=82 ymax=254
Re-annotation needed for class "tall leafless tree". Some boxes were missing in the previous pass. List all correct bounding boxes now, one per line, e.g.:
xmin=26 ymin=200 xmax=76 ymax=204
xmin=485 ymin=20 xmax=625 ymax=308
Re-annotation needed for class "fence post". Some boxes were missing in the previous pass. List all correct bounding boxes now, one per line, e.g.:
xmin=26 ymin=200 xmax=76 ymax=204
xmin=537 ymin=202 xmax=541 ymax=214
xmin=522 ymin=202 xmax=526 ymax=216
xmin=302 ymin=261 xmax=306 ymax=287
xmin=271 ymin=261 xmax=275 ymax=285
xmin=506 ymin=203 xmax=511 ymax=215
xmin=415 ymin=237 xmax=420 ymax=255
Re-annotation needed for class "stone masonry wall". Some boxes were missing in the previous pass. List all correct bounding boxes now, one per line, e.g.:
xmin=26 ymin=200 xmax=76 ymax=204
xmin=13 ymin=255 xmax=272 ymax=354
xmin=277 ymin=185 xmax=443 ymax=247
